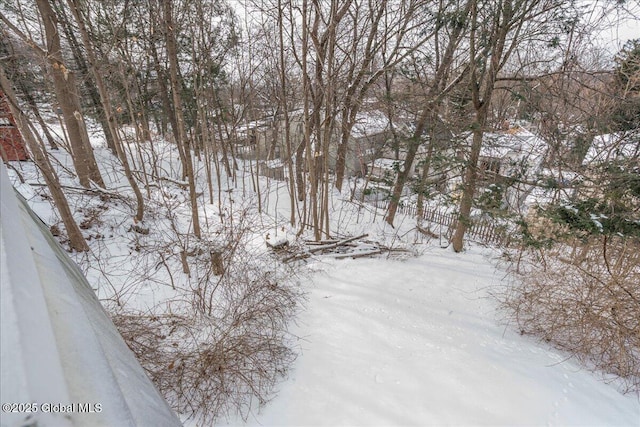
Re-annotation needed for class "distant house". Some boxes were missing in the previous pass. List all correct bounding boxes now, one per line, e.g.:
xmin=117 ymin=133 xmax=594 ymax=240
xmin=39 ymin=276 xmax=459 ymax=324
xmin=0 ymin=90 xmax=29 ymax=161
xmin=233 ymin=116 xmax=275 ymax=161
xmin=475 ymin=125 xmax=550 ymax=211
xmin=331 ymin=110 xmax=394 ymax=177
xmin=368 ymin=144 xmax=432 ymax=183
xmin=369 ymin=157 xmax=403 ymax=182
xmin=369 ymin=114 xmax=453 ymax=185
xmin=237 ymin=109 xmax=394 ymax=179
xmin=478 ymin=125 xmax=548 ymax=182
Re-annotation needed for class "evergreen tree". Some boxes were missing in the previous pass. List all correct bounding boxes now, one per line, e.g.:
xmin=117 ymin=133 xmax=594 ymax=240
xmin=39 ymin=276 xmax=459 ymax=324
xmin=611 ymin=39 xmax=640 ymax=131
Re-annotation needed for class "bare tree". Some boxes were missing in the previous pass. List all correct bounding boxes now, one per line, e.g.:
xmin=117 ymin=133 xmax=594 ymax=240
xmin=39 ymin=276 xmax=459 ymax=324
xmin=385 ymin=0 xmax=472 ymax=227
xmin=64 ymin=0 xmax=145 ymax=223
xmin=50 ymin=0 xmax=117 ymax=155
xmin=333 ymin=0 xmax=436 ymax=193
xmin=451 ymin=0 xmax=571 ymax=252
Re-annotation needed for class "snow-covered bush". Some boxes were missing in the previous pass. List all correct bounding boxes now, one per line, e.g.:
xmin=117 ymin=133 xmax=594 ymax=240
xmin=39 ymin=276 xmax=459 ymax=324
xmin=111 ymin=208 xmax=303 ymax=423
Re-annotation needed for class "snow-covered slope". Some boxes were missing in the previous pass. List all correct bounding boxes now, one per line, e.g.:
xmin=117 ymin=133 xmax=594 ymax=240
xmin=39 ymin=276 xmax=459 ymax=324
xmin=0 ymin=163 xmax=181 ymax=427
xmin=237 ymin=249 xmax=640 ymax=426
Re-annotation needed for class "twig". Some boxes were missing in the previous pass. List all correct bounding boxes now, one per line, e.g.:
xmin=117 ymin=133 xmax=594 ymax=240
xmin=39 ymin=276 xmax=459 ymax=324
xmin=416 ymin=225 xmax=438 ymax=239
xmin=282 ymin=252 xmax=311 ymax=263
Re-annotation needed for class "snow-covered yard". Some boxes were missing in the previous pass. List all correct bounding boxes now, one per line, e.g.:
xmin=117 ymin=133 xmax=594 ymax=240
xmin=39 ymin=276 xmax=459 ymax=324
xmin=4 ymin=131 xmax=639 ymax=426
xmin=230 ymin=248 xmax=639 ymax=426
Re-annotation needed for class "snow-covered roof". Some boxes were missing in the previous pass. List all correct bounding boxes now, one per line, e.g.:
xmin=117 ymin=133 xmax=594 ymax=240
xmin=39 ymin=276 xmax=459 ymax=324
xmin=583 ymin=132 xmax=640 ymax=164
xmin=236 ymin=118 xmax=271 ymax=138
xmin=372 ymin=157 xmax=401 ymax=170
xmin=479 ymin=126 xmax=548 ymax=165
xmin=351 ymin=111 xmax=392 ymax=139
xmin=0 ymin=163 xmax=181 ymax=427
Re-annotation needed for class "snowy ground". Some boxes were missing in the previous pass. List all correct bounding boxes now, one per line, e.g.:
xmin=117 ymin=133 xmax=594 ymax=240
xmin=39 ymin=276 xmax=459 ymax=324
xmin=229 ymin=247 xmax=640 ymax=426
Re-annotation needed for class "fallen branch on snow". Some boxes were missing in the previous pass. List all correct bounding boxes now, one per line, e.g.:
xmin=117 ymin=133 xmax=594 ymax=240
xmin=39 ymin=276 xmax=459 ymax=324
xmin=307 ymin=234 xmax=369 ymax=253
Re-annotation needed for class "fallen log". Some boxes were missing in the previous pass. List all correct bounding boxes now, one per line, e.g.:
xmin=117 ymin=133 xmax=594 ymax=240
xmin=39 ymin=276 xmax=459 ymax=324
xmin=330 ymin=249 xmax=382 ymax=259
xmin=307 ymin=233 xmax=369 ymax=254
xmin=282 ymin=252 xmax=311 ymax=263
xmin=306 ymin=239 xmax=340 ymax=245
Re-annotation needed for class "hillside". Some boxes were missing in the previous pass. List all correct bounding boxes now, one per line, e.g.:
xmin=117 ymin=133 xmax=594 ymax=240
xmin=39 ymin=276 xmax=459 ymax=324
xmin=4 ymin=135 xmax=638 ymax=425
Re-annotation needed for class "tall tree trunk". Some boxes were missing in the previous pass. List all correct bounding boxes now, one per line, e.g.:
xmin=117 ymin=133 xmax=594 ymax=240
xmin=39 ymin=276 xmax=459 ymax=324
xmin=451 ymin=113 xmax=486 ymax=252
xmin=34 ymin=0 xmax=104 ymax=189
xmin=332 ymin=0 xmax=387 ymax=193
xmin=385 ymin=107 xmax=431 ymax=226
xmin=18 ymin=80 xmax=59 ymax=150
xmin=451 ymin=0 xmax=516 ymax=252
xmin=36 ymin=0 xmax=104 ymax=188
xmin=51 ymin=0 xmax=117 ymax=155
xmin=384 ymin=0 xmax=472 ymax=226
xmin=416 ymin=130 xmax=436 ymax=221
xmin=149 ymin=41 xmax=177 ymax=140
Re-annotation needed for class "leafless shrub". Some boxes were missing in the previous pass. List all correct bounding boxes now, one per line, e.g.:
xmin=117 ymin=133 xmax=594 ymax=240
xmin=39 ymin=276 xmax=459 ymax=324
xmin=111 ymin=205 xmax=303 ymax=424
xmin=501 ymin=235 xmax=640 ymax=393
xmin=113 ymin=287 xmax=298 ymax=423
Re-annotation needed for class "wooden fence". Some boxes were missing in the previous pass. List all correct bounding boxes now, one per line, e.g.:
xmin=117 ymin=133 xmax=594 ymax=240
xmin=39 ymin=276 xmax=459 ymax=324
xmin=377 ymin=200 xmax=509 ymax=246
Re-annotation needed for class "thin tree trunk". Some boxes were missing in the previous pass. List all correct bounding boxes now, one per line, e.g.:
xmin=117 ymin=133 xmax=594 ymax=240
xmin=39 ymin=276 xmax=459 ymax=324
xmin=67 ymin=0 xmax=145 ymax=222
xmin=164 ymin=0 xmax=201 ymax=238
xmin=18 ymin=80 xmax=59 ymax=150
xmin=149 ymin=42 xmax=177 ymax=141
xmin=451 ymin=116 xmax=485 ymax=252
xmin=416 ymin=134 xmax=436 ymax=222
xmin=385 ymin=107 xmax=431 ymax=226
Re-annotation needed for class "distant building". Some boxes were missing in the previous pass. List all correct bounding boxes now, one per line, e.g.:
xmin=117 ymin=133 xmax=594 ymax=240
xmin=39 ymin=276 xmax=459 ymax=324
xmin=369 ymin=114 xmax=454 ymax=184
xmin=474 ymin=125 xmax=550 ymax=212
xmin=0 ymin=90 xmax=29 ymax=161
xmin=234 ymin=109 xmax=395 ymax=179
xmin=478 ymin=125 xmax=548 ymax=183
xmin=369 ymin=157 xmax=403 ymax=182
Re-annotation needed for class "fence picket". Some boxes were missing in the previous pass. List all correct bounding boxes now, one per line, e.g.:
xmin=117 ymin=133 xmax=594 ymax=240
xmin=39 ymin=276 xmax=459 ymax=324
xmin=378 ymin=200 xmax=507 ymax=246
